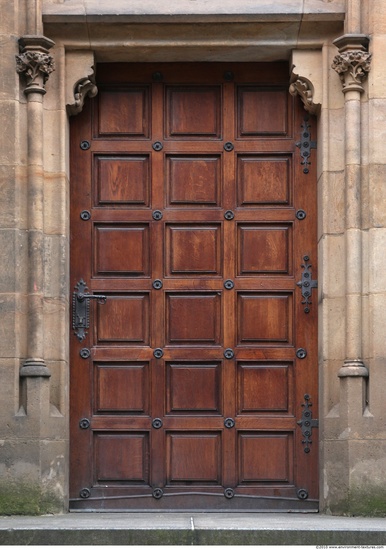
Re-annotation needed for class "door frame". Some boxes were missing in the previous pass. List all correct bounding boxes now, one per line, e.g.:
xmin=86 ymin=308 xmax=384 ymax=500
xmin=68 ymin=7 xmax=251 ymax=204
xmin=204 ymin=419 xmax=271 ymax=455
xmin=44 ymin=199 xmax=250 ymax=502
xmin=43 ymin=14 xmax=339 ymax=509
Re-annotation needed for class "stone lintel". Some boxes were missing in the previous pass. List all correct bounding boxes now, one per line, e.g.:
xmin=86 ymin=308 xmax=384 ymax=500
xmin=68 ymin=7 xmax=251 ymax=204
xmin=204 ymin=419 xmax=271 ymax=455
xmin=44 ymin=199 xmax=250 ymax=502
xmin=42 ymin=0 xmax=346 ymax=22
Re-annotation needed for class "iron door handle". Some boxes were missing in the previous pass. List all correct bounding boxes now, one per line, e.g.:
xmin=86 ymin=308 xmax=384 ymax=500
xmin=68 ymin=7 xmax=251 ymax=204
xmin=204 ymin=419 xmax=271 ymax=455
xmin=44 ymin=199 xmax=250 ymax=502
xmin=73 ymin=279 xmax=107 ymax=341
xmin=77 ymin=293 xmax=106 ymax=303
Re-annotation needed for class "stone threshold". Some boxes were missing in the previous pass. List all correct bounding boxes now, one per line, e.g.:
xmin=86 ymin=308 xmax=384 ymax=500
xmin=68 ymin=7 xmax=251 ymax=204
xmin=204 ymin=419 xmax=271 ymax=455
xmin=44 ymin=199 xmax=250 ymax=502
xmin=1 ymin=513 xmax=386 ymax=545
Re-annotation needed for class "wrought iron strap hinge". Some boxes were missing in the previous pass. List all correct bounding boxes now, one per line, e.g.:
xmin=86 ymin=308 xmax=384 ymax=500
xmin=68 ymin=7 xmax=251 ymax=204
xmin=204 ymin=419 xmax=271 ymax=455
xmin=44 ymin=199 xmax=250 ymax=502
xmin=297 ymin=394 xmax=319 ymax=454
xmin=296 ymin=115 xmax=317 ymax=174
xmin=72 ymin=279 xmax=107 ymax=341
xmin=297 ymin=256 xmax=317 ymax=313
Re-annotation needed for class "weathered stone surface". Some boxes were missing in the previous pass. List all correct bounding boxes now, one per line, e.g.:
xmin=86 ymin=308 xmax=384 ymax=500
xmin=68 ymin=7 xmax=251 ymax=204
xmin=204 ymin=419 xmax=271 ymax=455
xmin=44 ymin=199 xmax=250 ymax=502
xmin=319 ymin=107 xmax=345 ymax=172
xmin=43 ymin=299 xmax=67 ymax=361
xmin=367 ymin=0 xmax=386 ymax=34
xmin=43 ymin=0 xmax=345 ymax=20
xmin=368 ymin=164 xmax=386 ymax=226
xmin=320 ymin=359 xmax=342 ymax=415
xmin=3 ymin=229 xmax=28 ymax=294
xmin=319 ymin=171 xmax=345 ymax=235
xmin=0 ymin=294 xmax=28 ymax=358
xmin=368 ymin=292 xmax=386 ymax=359
xmin=368 ymin=99 xmax=386 ymax=164
xmin=319 ymin=234 xmax=346 ymax=298
xmin=367 ymin=358 xmax=386 ymax=421
xmin=318 ymin=440 xmax=349 ymax=514
xmin=368 ymin=229 xmax=386 ymax=293
xmin=43 ymin=235 xmax=68 ymax=299
xmin=0 ymin=101 xmax=18 ymax=165
xmin=322 ymin=297 xmax=346 ymax=361
xmin=43 ymin=110 xmax=68 ymax=173
xmin=0 ymin=359 xmax=20 ymax=428
xmin=1 ymin=513 xmax=386 ymax=544
xmin=46 ymin=360 xmax=68 ymax=414
xmin=0 ymin=0 xmax=18 ymax=34
xmin=368 ymin=35 xmax=386 ymax=99
xmin=0 ymin=37 xmax=20 ymax=100
xmin=44 ymin=174 xmax=69 ymax=235
xmin=346 ymin=440 xmax=386 ymax=516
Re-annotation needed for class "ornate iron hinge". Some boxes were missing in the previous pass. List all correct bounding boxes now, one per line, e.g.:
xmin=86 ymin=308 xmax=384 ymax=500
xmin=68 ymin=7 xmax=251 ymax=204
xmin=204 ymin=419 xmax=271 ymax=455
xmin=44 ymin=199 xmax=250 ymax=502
xmin=297 ymin=255 xmax=318 ymax=313
xmin=296 ymin=115 xmax=317 ymax=174
xmin=72 ymin=279 xmax=107 ymax=342
xmin=297 ymin=394 xmax=318 ymax=454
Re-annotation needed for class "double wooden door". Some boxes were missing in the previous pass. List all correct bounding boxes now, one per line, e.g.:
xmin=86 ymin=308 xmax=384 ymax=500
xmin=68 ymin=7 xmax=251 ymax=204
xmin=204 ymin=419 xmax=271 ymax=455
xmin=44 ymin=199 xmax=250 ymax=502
xmin=70 ymin=63 xmax=318 ymax=511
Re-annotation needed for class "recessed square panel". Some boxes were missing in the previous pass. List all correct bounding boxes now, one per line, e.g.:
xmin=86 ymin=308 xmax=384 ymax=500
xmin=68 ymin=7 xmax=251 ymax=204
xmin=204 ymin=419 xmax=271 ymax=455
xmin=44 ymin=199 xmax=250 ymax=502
xmin=96 ymin=294 xmax=150 ymax=345
xmin=95 ymin=363 xmax=150 ymax=414
xmin=95 ymin=155 xmax=150 ymax=206
xmin=237 ymin=87 xmax=288 ymax=136
xmin=97 ymin=88 xmax=150 ymax=137
xmin=237 ymin=363 xmax=291 ymax=413
xmin=166 ymin=155 xmax=221 ymax=206
xmin=166 ymin=224 xmax=222 ymax=276
xmin=166 ymin=432 xmax=222 ymax=484
xmin=95 ymin=432 xmax=149 ymax=483
xmin=237 ymin=156 xmax=290 ymax=206
xmin=94 ymin=224 xmax=150 ymax=276
xmin=166 ymin=293 xmax=222 ymax=346
xmin=237 ymin=293 xmax=292 ymax=345
xmin=237 ymin=224 xmax=292 ymax=275
xmin=166 ymin=362 xmax=221 ymax=414
xmin=238 ymin=432 xmax=292 ymax=483
xmin=166 ymin=86 xmax=222 ymax=138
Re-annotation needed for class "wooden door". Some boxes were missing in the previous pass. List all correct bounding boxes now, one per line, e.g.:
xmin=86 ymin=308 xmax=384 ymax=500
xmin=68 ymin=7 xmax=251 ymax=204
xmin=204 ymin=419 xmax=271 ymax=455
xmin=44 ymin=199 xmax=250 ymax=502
xmin=70 ymin=63 xmax=318 ymax=511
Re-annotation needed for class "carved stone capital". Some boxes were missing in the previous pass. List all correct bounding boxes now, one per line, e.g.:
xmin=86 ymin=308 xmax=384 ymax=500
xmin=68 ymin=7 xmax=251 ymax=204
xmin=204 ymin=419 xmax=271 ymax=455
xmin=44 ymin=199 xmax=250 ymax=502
xmin=332 ymin=34 xmax=371 ymax=93
xmin=16 ymin=35 xmax=55 ymax=95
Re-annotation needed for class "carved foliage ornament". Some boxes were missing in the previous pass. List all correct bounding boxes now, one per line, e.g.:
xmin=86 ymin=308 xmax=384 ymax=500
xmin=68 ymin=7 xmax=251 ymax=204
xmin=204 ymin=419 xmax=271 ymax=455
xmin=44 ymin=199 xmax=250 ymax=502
xmin=289 ymin=77 xmax=319 ymax=115
xmin=332 ymin=50 xmax=372 ymax=89
xmin=16 ymin=51 xmax=55 ymax=91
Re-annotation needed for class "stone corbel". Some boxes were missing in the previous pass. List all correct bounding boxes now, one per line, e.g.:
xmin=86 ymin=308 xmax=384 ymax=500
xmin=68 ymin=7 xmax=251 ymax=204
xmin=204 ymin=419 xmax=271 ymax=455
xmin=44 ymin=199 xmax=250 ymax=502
xmin=66 ymin=51 xmax=98 ymax=116
xmin=289 ymin=50 xmax=322 ymax=115
xmin=332 ymin=34 xmax=371 ymax=93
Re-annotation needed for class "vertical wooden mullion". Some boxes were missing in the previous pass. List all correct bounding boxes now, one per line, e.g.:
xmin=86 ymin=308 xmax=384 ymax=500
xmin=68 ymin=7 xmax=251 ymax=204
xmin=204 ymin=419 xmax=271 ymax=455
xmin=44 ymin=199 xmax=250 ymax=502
xmin=150 ymin=80 xmax=166 ymax=489
xmin=293 ymin=98 xmax=318 ymax=499
xmin=70 ymin=100 xmax=95 ymax=498
xmin=222 ymin=79 xmax=237 ymax=489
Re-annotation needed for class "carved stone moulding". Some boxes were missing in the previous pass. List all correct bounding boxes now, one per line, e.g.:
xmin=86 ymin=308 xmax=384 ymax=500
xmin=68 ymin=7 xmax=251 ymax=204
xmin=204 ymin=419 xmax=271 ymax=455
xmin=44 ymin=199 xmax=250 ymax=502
xmin=332 ymin=34 xmax=371 ymax=93
xmin=289 ymin=76 xmax=319 ymax=115
xmin=66 ymin=51 xmax=98 ymax=116
xmin=289 ymin=50 xmax=322 ymax=115
xmin=67 ymin=77 xmax=98 ymax=116
xmin=16 ymin=35 xmax=55 ymax=95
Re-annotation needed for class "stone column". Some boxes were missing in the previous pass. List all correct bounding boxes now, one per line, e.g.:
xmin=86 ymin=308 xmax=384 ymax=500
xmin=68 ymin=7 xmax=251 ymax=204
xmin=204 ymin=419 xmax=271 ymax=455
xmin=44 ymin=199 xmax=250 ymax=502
xmin=16 ymin=37 xmax=54 ymax=379
xmin=332 ymin=35 xmax=371 ymax=381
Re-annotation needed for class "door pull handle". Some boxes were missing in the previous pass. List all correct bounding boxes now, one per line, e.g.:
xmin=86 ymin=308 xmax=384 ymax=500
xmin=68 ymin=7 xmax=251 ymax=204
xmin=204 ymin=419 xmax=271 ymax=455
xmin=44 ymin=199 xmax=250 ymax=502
xmin=73 ymin=279 xmax=107 ymax=342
